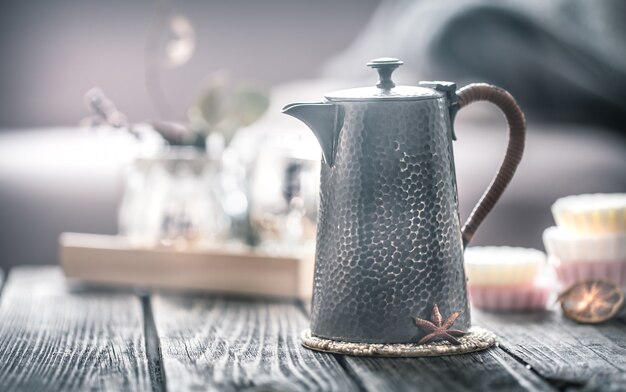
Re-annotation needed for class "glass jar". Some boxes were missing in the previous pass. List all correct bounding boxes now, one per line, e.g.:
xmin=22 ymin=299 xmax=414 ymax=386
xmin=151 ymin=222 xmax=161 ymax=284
xmin=248 ymin=136 xmax=320 ymax=254
xmin=118 ymin=146 xmax=229 ymax=249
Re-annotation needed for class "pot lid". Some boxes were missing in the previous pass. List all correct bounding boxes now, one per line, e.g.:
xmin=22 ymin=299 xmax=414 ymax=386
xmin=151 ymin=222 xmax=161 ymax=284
xmin=324 ymin=58 xmax=444 ymax=102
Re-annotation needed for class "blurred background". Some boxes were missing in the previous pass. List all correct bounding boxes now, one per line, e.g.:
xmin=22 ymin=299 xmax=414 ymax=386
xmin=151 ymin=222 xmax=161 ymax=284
xmin=0 ymin=0 xmax=624 ymax=269
xmin=0 ymin=0 xmax=380 ymax=127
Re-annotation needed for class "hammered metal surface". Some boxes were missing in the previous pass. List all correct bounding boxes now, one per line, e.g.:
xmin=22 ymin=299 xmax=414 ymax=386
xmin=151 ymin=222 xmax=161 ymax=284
xmin=310 ymin=97 xmax=471 ymax=344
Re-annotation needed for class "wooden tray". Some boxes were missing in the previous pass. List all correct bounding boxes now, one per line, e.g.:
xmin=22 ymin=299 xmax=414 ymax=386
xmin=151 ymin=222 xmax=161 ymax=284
xmin=60 ymin=233 xmax=314 ymax=299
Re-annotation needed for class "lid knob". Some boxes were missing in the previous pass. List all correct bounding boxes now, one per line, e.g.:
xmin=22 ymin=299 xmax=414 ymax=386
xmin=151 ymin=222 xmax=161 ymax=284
xmin=367 ymin=58 xmax=404 ymax=90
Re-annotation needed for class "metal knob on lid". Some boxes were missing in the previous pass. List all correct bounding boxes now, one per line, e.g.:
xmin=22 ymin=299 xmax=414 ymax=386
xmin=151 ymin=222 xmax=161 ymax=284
xmin=367 ymin=58 xmax=404 ymax=90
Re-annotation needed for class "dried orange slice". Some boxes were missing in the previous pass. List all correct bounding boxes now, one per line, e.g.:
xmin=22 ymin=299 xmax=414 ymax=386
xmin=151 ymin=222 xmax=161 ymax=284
xmin=558 ymin=280 xmax=624 ymax=323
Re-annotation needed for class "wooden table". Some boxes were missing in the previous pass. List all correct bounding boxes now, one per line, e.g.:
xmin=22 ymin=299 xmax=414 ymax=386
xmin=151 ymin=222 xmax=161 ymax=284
xmin=0 ymin=267 xmax=625 ymax=391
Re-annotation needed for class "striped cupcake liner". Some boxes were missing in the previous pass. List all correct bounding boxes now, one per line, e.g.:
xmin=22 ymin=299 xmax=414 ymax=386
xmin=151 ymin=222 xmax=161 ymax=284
xmin=543 ymin=226 xmax=626 ymax=262
xmin=468 ymin=285 xmax=550 ymax=312
xmin=552 ymin=193 xmax=626 ymax=234
xmin=464 ymin=246 xmax=545 ymax=287
xmin=551 ymin=258 xmax=626 ymax=288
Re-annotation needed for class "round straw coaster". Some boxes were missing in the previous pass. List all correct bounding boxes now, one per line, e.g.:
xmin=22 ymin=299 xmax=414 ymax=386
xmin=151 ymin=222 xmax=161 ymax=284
xmin=301 ymin=327 xmax=496 ymax=357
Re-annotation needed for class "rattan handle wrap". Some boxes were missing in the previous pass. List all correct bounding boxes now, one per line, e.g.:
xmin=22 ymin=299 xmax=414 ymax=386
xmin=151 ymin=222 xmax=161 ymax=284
xmin=456 ymin=83 xmax=526 ymax=247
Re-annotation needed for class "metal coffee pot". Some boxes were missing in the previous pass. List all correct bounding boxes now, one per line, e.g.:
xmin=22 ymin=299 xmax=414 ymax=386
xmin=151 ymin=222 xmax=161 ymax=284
xmin=283 ymin=58 xmax=525 ymax=344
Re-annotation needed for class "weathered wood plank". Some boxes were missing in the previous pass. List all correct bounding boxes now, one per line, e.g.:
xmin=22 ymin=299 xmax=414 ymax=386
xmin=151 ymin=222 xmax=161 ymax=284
xmin=475 ymin=309 xmax=626 ymax=390
xmin=151 ymin=294 xmax=358 ymax=391
xmin=0 ymin=266 xmax=151 ymax=391
xmin=582 ymin=372 xmax=626 ymax=392
xmin=343 ymin=346 xmax=554 ymax=392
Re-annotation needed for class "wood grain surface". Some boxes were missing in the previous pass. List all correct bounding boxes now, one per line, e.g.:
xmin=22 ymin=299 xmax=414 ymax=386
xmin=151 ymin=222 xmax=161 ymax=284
xmin=1 ymin=266 xmax=625 ymax=391
xmin=0 ymin=267 xmax=151 ymax=391
xmin=474 ymin=309 xmax=626 ymax=390
xmin=151 ymin=294 xmax=358 ymax=391
xmin=342 ymin=341 xmax=554 ymax=391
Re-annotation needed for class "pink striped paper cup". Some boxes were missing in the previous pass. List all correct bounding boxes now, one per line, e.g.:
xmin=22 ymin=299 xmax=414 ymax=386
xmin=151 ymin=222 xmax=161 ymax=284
xmin=551 ymin=258 xmax=626 ymax=287
xmin=468 ymin=285 xmax=551 ymax=312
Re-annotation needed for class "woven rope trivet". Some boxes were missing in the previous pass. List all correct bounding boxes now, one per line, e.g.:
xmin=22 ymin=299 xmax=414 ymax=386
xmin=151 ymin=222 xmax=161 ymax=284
xmin=301 ymin=327 xmax=496 ymax=357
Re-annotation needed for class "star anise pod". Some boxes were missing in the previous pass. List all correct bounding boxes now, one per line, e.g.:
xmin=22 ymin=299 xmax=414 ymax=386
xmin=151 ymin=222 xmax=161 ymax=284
xmin=414 ymin=304 xmax=466 ymax=345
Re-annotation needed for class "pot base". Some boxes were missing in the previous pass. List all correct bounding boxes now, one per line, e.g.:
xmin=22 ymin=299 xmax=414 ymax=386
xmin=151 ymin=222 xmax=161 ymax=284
xmin=300 ymin=327 xmax=496 ymax=357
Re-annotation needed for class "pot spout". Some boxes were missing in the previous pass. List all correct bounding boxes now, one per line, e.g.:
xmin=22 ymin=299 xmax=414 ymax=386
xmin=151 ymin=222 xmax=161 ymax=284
xmin=282 ymin=102 xmax=343 ymax=166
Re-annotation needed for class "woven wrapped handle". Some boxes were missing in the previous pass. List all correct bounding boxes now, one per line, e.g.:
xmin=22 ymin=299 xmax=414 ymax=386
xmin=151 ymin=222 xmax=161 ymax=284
xmin=456 ymin=83 xmax=526 ymax=247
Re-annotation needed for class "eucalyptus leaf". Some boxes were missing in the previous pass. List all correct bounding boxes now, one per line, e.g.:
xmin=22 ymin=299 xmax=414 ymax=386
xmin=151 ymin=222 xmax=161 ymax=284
xmin=195 ymin=71 xmax=231 ymax=130
xmin=227 ymin=87 xmax=270 ymax=128
xmin=190 ymin=72 xmax=270 ymax=147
